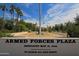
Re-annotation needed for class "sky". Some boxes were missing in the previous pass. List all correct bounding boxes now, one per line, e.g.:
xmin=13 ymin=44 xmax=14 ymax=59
xmin=0 ymin=3 xmax=79 ymax=27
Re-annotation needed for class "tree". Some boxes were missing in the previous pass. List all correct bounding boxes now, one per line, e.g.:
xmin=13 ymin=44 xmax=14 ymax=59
xmin=9 ymin=4 xmax=16 ymax=30
xmin=0 ymin=4 xmax=7 ymax=29
xmin=9 ymin=4 xmax=15 ymax=20
xmin=0 ymin=4 xmax=7 ymax=20
xmin=4 ymin=20 xmax=13 ymax=30
xmin=19 ymin=10 xmax=23 ymax=20
xmin=15 ymin=7 xmax=23 ymax=22
xmin=15 ymin=23 xmax=28 ymax=32
xmin=15 ymin=7 xmax=23 ymax=31
xmin=0 ymin=17 xmax=3 ymax=30
xmin=47 ymin=26 xmax=52 ymax=32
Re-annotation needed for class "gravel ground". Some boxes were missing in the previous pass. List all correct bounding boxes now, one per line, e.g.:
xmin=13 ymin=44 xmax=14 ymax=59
xmin=11 ymin=32 xmax=67 ymax=38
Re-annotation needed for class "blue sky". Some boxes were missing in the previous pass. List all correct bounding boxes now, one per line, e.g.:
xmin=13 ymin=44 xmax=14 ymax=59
xmin=0 ymin=3 xmax=79 ymax=27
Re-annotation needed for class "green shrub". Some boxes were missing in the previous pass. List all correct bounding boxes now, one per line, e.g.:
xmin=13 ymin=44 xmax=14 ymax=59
xmin=0 ymin=32 xmax=13 ymax=37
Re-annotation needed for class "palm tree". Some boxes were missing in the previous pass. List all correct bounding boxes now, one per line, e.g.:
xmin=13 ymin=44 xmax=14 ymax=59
xmin=0 ymin=4 xmax=7 ymax=29
xmin=16 ymin=7 xmax=23 ymax=23
xmin=9 ymin=4 xmax=16 ymax=30
xmin=15 ymin=7 xmax=23 ymax=31
xmin=19 ymin=10 xmax=23 ymax=21
xmin=15 ymin=7 xmax=23 ymax=22
xmin=9 ymin=4 xmax=15 ymax=20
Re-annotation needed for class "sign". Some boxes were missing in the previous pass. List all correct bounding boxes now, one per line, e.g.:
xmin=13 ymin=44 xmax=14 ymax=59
xmin=0 ymin=37 xmax=79 ymax=56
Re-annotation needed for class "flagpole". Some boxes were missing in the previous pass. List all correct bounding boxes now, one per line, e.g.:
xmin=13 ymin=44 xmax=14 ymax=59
xmin=38 ymin=3 xmax=41 ymax=35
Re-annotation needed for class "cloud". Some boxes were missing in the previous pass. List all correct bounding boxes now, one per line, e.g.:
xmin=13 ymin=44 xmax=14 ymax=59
xmin=22 ymin=10 xmax=32 ymax=19
xmin=24 ymin=18 xmax=38 ymax=25
xmin=43 ymin=4 xmax=79 ymax=27
xmin=43 ymin=4 xmax=66 ymax=23
xmin=5 ymin=12 xmax=11 ymax=19
xmin=22 ymin=10 xmax=39 ymax=25
xmin=24 ymin=3 xmax=32 ymax=8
